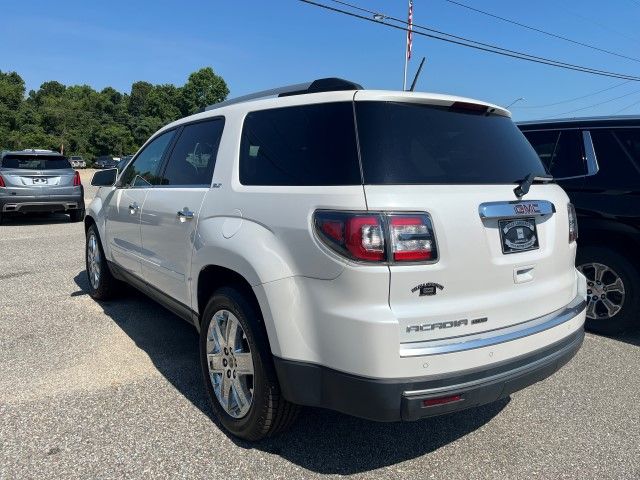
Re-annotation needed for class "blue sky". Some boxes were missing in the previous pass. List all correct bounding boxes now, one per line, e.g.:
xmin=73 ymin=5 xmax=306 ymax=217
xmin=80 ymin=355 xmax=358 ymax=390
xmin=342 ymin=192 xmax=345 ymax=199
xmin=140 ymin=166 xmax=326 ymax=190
xmin=2 ymin=0 xmax=640 ymax=121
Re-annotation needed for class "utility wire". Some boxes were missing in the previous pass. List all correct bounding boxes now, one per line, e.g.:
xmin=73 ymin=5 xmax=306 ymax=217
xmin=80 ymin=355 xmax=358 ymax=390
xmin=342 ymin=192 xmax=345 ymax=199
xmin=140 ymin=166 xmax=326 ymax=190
xmin=549 ymin=89 xmax=640 ymax=117
xmin=307 ymin=0 xmax=640 ymax=82
xmin=613 ymin=97 xmax=640 ymax=114
xmin=514 ymin=81 xmax=632 ymax=108
xmin=443 ymin=0 xmax=640 ymax=64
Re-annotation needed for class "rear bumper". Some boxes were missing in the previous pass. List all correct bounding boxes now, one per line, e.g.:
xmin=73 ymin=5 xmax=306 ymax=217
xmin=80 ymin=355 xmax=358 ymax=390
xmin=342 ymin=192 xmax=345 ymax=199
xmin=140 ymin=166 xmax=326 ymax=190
xmin=0 ymin=194 xmax=84 ymax=213
xmin=274 ymin=326 xmax=584 ymax=422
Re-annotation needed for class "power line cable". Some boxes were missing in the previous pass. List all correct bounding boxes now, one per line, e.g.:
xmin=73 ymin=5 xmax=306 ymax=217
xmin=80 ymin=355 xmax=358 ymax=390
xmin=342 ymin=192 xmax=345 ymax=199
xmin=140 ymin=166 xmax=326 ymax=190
xmin=514 ymin=81 xmax=632 ymax=108
xmin=613 ymin=97 xmax=640 ymax=114
xmin=306 ymin=0 xmax=640 ymax=82
xmin=549 ymin=89 xmax=640 ymax=117
xmin=443 ymin=0 xmax=640 ymax=64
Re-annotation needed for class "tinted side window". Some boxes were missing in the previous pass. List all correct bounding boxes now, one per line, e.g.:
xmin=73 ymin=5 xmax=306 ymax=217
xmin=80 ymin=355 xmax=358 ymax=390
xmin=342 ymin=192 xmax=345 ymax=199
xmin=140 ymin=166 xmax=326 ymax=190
xmin=522 ymin=131 xmax=560 ymax=169
xmin=591 ymin=129 xmax=640 ymax=186
xmin=161 ymin=119 xmax=224 ymax=186
xmin=524 ymin=130 xmax=585 ymax=178
xmin=120 ymin=130 xmax=175 ymax=188
xmin=240 ymin=103 xmax=361 ymax=186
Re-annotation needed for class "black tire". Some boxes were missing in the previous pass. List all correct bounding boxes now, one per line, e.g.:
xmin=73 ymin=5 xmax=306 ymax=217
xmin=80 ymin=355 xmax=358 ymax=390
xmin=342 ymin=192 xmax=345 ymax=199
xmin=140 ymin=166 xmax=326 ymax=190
xmin=577 ymin=246 xmax=640 ymax=335
xmin=199 ymin=287 xmax=299 ymax=441
xmin=70 ymin=207 xmax=85 ymax=223
xmin=85 ymin=224 xmax=120 ymax=300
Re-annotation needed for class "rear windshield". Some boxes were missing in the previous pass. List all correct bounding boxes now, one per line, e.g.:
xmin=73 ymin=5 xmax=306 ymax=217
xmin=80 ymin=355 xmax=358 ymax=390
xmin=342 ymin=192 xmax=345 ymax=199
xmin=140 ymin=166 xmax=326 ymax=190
xmin=355 ymin=102 xmax=547 ymax=184
xmin=1 ymin=154 xmax=71 ymax=170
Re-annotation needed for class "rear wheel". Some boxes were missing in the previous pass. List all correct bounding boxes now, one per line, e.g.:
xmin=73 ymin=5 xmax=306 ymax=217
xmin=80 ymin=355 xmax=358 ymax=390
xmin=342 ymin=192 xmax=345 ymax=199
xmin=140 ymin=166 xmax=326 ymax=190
xmin=85 ymin=224 xmax=120 ymax=300
xmin=199 ymin=287 xmax=299 ymax=440
xmin=577 ymin=246 xmax=640 ymax=335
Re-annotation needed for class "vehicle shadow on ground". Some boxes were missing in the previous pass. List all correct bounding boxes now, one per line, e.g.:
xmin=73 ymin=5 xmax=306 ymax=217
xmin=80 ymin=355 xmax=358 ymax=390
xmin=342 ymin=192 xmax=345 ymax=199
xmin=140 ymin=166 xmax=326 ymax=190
xmin=73 ymin=271 xmax=508 ymax=474
xmin=0 ymin=212 xmax=72 ymax=226
xmin=611 ymin=330 xmax=640 ymax=347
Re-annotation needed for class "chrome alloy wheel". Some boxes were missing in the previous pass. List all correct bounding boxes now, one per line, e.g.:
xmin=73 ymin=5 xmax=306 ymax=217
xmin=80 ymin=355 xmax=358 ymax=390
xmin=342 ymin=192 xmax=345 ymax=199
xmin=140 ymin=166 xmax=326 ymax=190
xmin=206 ymin=310 xmax=254 ymax=418
xmin=577 ymin=262 xmax=625 ymax=320
xmin=87 ymin=232 xmax=101 ymax=290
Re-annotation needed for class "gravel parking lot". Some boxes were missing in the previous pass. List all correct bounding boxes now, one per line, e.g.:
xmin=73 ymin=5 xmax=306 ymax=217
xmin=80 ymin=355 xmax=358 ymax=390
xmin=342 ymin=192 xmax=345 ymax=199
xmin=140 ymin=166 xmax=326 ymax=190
xmin=1 ymin=170 xmax=639 ymax=479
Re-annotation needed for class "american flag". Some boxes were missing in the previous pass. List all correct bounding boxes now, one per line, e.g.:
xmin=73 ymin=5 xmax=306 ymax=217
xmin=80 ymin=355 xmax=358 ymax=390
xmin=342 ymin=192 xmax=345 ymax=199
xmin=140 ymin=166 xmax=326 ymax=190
xmin=406 ymin=0 xmax=413 ymax=61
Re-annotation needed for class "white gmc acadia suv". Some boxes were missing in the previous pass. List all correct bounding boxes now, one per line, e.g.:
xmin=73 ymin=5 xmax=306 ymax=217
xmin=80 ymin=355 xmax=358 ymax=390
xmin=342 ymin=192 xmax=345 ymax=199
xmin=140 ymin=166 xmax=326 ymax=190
xmin=85 ymin=78 xmax=587 ymax=441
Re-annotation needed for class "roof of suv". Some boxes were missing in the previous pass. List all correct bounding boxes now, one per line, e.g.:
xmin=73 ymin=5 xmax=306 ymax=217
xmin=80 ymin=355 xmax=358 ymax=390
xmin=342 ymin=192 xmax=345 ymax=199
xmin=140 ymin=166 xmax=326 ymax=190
xmin=517 ymin=115 xmax=640 ymax=129
xmin=158 ymin=77 xmax=510 ymax=135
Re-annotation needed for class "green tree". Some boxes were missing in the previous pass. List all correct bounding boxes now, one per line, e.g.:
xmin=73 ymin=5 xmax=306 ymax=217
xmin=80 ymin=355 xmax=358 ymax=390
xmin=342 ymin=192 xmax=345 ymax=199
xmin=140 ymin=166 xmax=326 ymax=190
xmin=180 ymin=67 xmax=229 ymax=115
xmin=0 ymin=66 xmax=229 ymax=157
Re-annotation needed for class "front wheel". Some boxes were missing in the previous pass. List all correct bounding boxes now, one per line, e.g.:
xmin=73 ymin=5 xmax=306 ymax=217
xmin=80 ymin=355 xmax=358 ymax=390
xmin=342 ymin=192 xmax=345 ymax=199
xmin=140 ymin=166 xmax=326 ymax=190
xmin=577 ymin=246 xmax=640 ymax=335
xmin=199 ymin=287 xmax=299 ymax=440
xmin=85 ymin=225 xmax=120 ymax=300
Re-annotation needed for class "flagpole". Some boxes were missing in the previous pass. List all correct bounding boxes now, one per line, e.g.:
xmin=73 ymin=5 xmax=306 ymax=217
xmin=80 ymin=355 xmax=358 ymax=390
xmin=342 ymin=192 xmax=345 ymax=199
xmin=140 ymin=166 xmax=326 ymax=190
xmin=403 ymin=0 xmax=412 ymax=91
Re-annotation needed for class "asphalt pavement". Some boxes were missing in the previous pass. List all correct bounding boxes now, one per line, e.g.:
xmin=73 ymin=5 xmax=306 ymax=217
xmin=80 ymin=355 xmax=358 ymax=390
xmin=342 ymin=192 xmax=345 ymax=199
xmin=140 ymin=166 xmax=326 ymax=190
xmin=1 ymin=171 xmax=639 ymax=479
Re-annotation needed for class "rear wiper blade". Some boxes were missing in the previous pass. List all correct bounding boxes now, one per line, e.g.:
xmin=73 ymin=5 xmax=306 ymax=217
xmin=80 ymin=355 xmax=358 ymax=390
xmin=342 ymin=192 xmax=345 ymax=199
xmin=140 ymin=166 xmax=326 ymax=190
xmin=513 ymin=173 xmax=553 ymax=199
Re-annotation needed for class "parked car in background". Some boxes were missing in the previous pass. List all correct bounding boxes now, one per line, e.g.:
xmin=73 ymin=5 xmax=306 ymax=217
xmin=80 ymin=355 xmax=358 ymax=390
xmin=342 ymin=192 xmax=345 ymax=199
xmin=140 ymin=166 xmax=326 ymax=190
xmin=0 ymin=149 xmax=84 ymax=223
xmin=86 ymin=78 xmax=586 ymax=440
xmin=94 ymin=156 xmax=119 ymax=169
xmin=69 ymin=155 xmax=86 ymax=168
xmin=519 ymin=116 xmax=640 ymax=334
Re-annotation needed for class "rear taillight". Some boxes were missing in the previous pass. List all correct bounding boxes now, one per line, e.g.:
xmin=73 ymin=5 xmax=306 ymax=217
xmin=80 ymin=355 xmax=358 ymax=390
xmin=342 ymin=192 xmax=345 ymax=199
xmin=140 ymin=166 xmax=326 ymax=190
xmin=0 ymin=175 xmax=5 ymax=188
xmin=314 ymin=210 xmax=437 ymax=263
xmin=315 ymin=211 xmax=385 ymax=262
xmin=73 ymin=171 xmax=81 ymax=186
xmin=568 ymin=203 xmax=578 ymax=243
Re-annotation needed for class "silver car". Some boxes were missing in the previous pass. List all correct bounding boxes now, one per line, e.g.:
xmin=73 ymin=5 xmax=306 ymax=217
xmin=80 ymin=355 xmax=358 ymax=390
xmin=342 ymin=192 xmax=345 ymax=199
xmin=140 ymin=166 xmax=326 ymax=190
xmin=0 ymin=149 xmax=84 ymax=223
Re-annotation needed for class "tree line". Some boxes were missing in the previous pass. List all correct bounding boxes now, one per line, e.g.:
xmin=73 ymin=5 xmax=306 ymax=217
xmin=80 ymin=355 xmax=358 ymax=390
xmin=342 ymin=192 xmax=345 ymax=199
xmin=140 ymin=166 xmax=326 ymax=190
xmin=0 ymin=67 xmax=229 ymax=163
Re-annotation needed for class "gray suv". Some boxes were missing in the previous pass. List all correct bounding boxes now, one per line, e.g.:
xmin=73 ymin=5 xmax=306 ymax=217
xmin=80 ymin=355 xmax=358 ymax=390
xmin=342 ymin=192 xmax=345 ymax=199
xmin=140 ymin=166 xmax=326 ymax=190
xmin=0 ymin=149 xmax=84 ymax=223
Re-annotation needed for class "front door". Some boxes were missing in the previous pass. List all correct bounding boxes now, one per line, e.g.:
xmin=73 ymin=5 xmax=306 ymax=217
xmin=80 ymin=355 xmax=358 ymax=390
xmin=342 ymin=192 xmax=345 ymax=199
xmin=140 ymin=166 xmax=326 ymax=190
xmin=140 ymin=118 xmax=224 ymax=307
xmin=105 ymin=129 xmax=176 ymax=277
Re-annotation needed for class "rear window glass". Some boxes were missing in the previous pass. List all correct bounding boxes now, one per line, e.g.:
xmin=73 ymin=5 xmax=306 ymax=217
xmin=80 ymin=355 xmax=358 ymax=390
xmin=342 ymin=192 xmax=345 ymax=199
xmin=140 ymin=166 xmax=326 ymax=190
xmin=1 ymin=155 xmax=71 ymax=170
xmin=355 ymin=102 xmax=547 ymax=184
xmin=240 ymin=103 xmax=361 ymax=186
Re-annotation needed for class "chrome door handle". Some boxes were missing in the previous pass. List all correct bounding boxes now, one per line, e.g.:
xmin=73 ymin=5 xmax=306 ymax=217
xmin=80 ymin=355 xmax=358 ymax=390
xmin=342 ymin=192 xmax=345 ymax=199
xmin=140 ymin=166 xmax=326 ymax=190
xmin=177 ymin=207 xmax=194 ymax=222
xmin=128 ymin=203 xmax=139 ymax=214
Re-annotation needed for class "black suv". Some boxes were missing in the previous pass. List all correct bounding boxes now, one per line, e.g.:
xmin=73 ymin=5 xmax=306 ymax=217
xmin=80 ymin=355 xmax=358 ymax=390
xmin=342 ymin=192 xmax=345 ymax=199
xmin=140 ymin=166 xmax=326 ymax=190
xmin=519 ymin=116 xmax=640 ymax=334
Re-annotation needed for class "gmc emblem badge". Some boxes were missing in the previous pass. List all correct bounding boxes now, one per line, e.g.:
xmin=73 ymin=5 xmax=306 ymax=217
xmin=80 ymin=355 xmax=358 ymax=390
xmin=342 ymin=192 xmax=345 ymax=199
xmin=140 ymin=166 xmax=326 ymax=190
xmin=514 ymin=203 xmax=540 ymax=215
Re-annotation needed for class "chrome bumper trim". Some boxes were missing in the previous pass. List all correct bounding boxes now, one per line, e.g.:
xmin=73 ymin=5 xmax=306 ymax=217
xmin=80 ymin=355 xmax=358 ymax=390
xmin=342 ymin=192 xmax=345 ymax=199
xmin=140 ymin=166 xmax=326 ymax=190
xmin=400 ymin=294 xmax=586 ymax=357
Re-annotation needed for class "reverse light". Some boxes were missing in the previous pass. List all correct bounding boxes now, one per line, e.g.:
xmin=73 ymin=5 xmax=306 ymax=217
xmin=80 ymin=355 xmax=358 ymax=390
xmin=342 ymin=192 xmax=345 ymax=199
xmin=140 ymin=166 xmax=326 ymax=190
xmin=389 ymin=215 xmax=434 ymax=261
xmin=568 ymin=203 xmax=578 ymax=243
xmin=73 ymin=171 xmax=81 ymax=186
xmin=314 ymin=210 xmax=437 ymax=263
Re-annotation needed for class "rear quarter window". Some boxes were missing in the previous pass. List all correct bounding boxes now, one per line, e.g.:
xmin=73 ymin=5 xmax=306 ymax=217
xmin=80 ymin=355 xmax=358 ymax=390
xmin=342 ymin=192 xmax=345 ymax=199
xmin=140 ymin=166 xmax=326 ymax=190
xmin=239 ymin=103 xmax=361 ymax=186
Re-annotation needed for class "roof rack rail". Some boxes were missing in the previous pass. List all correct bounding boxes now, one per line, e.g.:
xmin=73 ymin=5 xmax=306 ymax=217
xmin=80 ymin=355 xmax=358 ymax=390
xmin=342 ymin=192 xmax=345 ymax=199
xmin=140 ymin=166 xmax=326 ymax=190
xmin=205 ymin=77 xmax=363 ymax=111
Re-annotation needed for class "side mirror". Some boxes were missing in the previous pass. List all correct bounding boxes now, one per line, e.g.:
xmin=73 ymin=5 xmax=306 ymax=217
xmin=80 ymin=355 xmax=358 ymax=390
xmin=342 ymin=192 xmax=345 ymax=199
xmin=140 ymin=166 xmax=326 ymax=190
xmin=91 ymin=168 xmax=118 ymax=187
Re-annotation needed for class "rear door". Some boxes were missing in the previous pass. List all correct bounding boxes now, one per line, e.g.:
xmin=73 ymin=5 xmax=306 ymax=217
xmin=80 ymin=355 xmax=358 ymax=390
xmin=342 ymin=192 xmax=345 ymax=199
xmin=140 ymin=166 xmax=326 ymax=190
xmin=106 ymin=130 xmax=175 ymax=276
xmin=0 ymin=154 xmax=76 ymax=198
xmin=140 ymin=118 xmax=224 ymax=306
xmin=353 ymin=95 xmax=577 ymax=344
